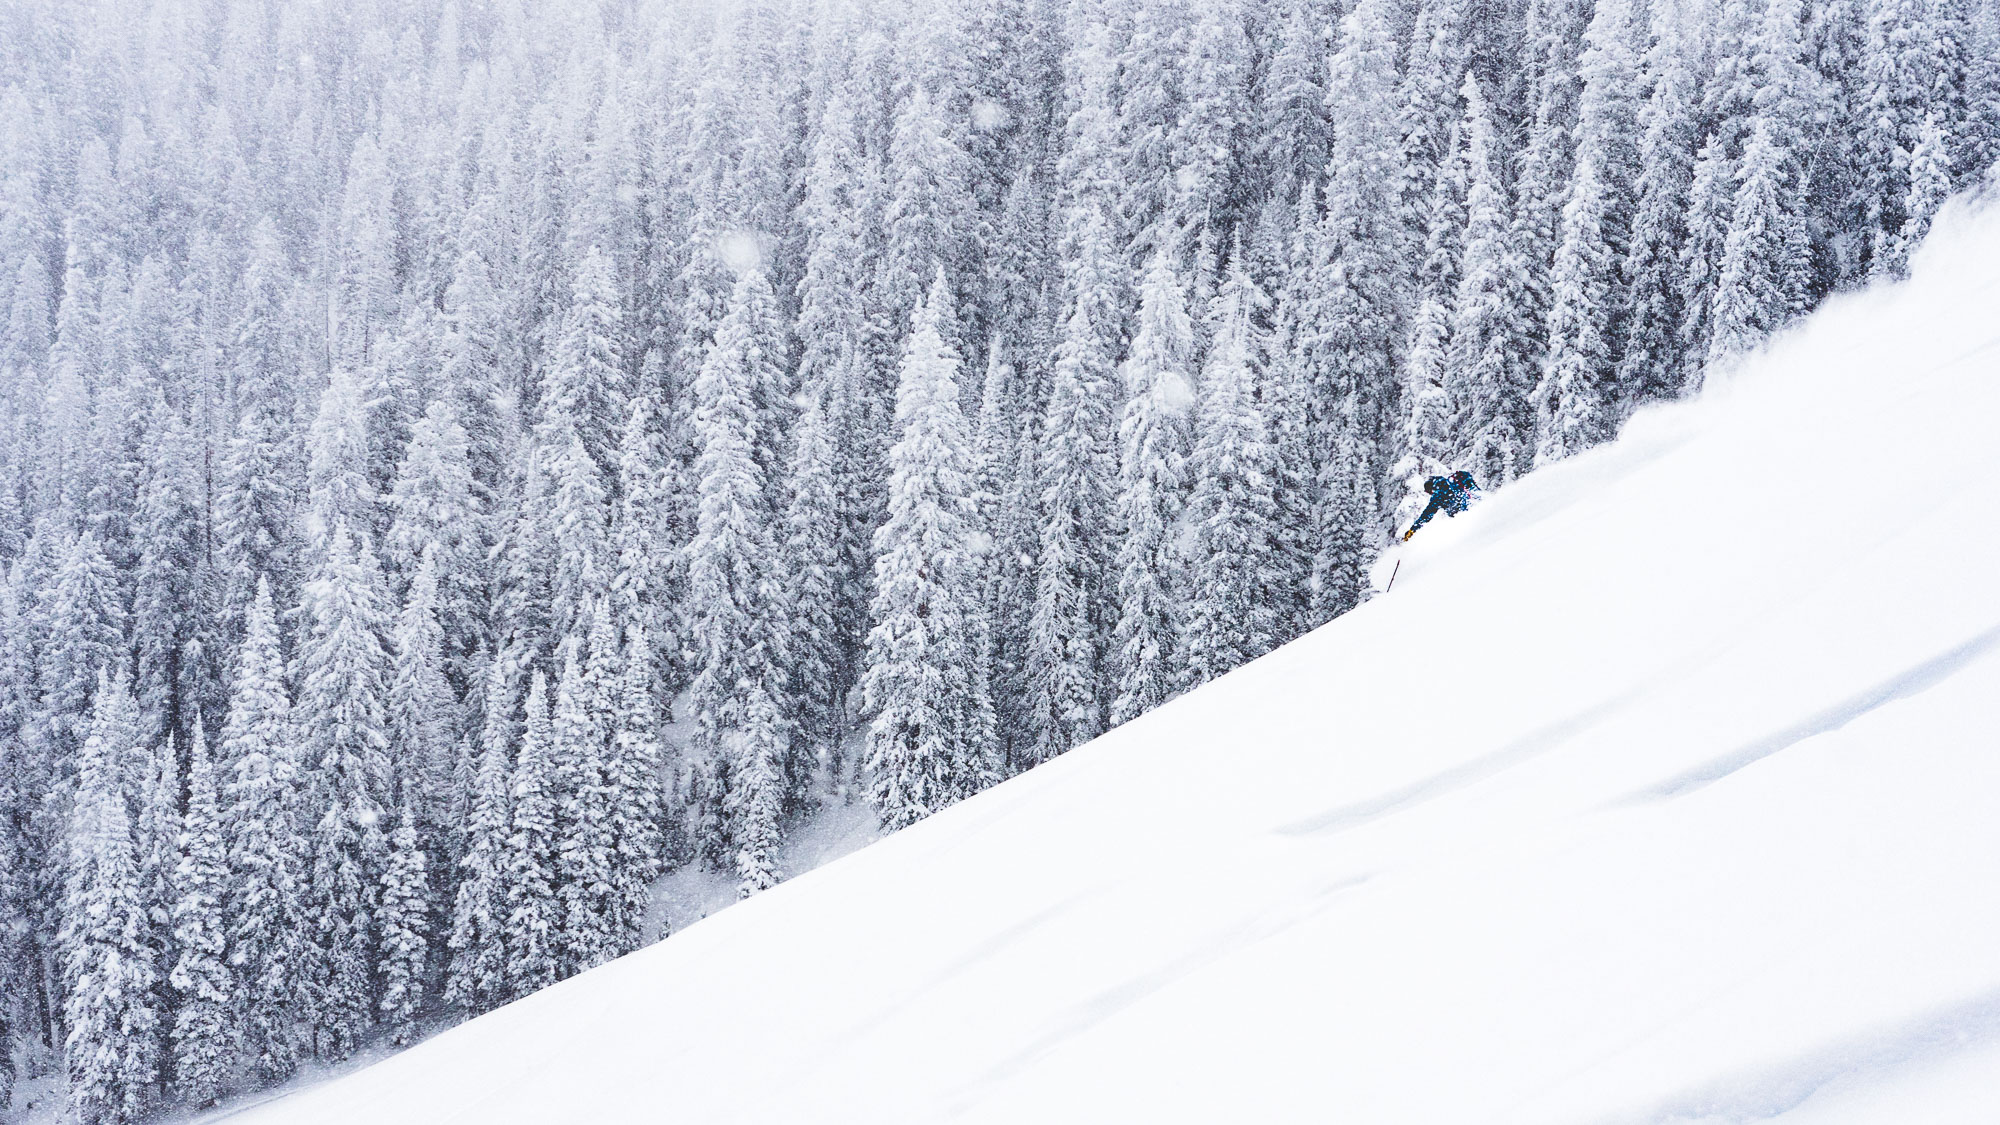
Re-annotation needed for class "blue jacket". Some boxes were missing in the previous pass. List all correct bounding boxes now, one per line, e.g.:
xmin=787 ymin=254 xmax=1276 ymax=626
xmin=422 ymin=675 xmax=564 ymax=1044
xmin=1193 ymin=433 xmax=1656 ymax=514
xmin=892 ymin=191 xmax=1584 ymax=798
xmin=1408 ymin=471 xmax=1481 ymax=534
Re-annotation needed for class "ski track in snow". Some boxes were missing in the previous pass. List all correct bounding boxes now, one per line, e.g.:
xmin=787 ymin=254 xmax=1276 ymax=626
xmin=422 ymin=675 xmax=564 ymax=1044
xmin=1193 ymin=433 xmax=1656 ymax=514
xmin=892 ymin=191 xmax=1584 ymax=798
xmin=1638 ymin=621 xmax=2000 ymax=803
xmin=944 ymin=870 xmax=1377 ymax=1115
xmin=1275 ymin=686 xmax=1642 ymax=836
xmin=1606 ymin=987 xmax=2000 ymax=1124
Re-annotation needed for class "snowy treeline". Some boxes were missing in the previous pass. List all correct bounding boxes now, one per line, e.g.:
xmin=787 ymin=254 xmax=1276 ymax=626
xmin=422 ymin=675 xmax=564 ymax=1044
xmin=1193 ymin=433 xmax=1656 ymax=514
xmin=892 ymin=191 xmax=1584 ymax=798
xmin=0 ymin=0 xmax=1993 ymax=1118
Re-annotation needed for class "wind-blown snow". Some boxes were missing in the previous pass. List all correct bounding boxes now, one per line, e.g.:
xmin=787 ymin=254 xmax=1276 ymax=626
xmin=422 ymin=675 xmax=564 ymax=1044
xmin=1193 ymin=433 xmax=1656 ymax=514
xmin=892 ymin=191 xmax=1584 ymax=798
xmin=236 ymin=195 xmax=2000 ymax=1124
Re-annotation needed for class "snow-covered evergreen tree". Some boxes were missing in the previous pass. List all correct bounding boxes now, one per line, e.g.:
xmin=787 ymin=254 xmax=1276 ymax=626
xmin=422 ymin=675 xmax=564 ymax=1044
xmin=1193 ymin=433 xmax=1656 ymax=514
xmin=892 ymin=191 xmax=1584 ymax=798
xmin=609 ymin=396 xmax=669 ymax=645
xmin=334 ymin=134 xmax=397 ymax=373
xmin=1297 ymin=0 xmax=1409 ymax=620
xmin=502 ymin=672 xmax=559 ymax=999
xmin=131 ymin=732 xmax=180 ymax=1055
xmin=880 ymin=83 xmax=983 ymax=335
xmin=780 ymin=385 xmax=847 ymax=785
xmin=1260 ymin=198 xmax=1321 ymax=642
xmin=385 ymin=402 xmax=485 ymax=676
xmin=1536 ymin=0 xmax=1644 ymax=464
xmin=731 ymin=682 xmax=786 ymax=897
xmin=1184 ymin=253 xmax=1279 ymax=686
xmin=305 ymin=370 xmax=379 ymax=557
xmin=1399 ymin=0 xmax=1472 ymax=227
xmin=1437 ymin=92 xmax=1510 ymax=474
xmin=977 ymin=340 xmax=1040 ymax=771
xmin=298 ymin=526 xmax=393 ymax=789
xmin=438 ymin=217 xmax=510 ymax=504
xmin=1504 ymin=0 xmax=1593 ymax=449
xmin=862 ymin=276 xmax=995 ymax=829
xmin=130 ymin=395 xmax=206 ymax=749
xmin=1119 ymin=0 xmax=1192 ymax=260
xmin=62 ymin=690 xmax=159 ymax=1125
xmin=1620 ymin=11 xmax=1703 ymax=404
xmin=1026 ymin=205 xmax=1120 ymax=763
xmin=0 ymin=582 xmax=26 ymax=1093
xmin=390 ymin=546 xmax=458 ymax=853
xmin=219 ymin=578 xmax=300 ymax=1083
xmin=377 ymin=798 xmax=429 ymax=1046
xmin=791 ymin=88 xmax=885 ymax=719
xmin=606 ymin=624 xmax=664 ymax=950
xmin=41 ymin=529 xmax=127 ymax=755
xmin=542 ymin=423 xmax=611 ymax=650
xmin=75 ymin=671 xmax=146 ymax=838
xmin=216 ymin=406 xmax=300 ymax=632
xmin=1260 ymin=0 xmax=1335 ymax=206
xmin=545 ymin=245 xmax=627 ymax=478
xmin=1110 ymin=252 xmax=1196 ymax=724
xmin=1857 ymin=0 xmax=1966 ymax=267
xmin=1169 ymin=0 xmax=1253 ymax=263
xmin=0 ymin=753 xmax=20 ymax=1115
xmin=687 ymin=269 xmax=785 ymax=755
xmin=1679 ymin=137 xmax=1736 ymax=392
xmin=554 ymin=625 xmax=618 ymax=975
xmin=445 ymin=661 xmax=515 ymax=1016
xmin=1968 ymin=0 xmax=2000 ymax=176
xmin=1538 ymin=158 xmax=1620 ymax=462
xmin=1881 ymin=110 xmax=1952 ymax=276
xmin=293 ymin=525 xmax=392 ymax=1060
xmin=298 ymin=800 xmax=373 ymax=1062
xmin=1401 ymin=100 xmax=1468 ymax=483
xmin=168 ymin=724 xmax=232 ymax=1108
xmin=1709 ymin=118 xmax=1794 ymax=370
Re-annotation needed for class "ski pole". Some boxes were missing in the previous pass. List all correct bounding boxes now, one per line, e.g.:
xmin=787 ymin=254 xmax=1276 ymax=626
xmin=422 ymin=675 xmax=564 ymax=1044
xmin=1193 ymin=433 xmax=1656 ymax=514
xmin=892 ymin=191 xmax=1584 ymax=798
xmin=1385 ymin=558 xmax=1402 ymax=592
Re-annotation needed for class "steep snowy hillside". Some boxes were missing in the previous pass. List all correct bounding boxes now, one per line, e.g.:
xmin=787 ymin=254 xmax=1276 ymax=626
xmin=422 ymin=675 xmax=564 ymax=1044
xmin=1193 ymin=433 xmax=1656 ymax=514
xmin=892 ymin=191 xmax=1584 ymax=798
xmin=235 ymin=194 xmax=2000 ymax=1125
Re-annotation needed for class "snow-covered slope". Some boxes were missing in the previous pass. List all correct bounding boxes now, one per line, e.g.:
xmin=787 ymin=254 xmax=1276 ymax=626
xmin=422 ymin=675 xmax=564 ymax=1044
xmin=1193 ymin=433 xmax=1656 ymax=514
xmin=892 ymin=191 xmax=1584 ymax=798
xmin=236 ymin=195 xmax=2000 ymax=1125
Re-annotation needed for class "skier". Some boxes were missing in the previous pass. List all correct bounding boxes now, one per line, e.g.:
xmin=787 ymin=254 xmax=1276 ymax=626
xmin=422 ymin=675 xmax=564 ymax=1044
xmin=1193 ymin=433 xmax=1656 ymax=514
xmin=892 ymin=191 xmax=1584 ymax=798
xmin=1401 ymin=471 xmax=1481 ymax=541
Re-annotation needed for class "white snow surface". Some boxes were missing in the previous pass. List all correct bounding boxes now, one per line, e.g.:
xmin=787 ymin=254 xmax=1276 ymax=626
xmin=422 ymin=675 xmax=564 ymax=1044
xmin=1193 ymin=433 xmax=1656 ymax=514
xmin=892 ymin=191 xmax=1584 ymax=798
xmin=238 ymin=198 xmax=2000 ymax=1124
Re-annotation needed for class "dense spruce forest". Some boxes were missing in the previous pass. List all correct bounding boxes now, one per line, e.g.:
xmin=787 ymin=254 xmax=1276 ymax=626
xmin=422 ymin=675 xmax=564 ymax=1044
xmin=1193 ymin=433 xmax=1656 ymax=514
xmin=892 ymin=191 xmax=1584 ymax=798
xmin=0 ymin=0 xmax=1993 ymax=1118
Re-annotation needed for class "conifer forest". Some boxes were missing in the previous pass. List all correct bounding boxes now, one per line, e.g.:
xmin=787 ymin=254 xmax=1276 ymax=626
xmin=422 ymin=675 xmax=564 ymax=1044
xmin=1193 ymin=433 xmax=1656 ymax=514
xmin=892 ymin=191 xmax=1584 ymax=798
xmin=0 ymin=0 xmax=1995 ymax=1118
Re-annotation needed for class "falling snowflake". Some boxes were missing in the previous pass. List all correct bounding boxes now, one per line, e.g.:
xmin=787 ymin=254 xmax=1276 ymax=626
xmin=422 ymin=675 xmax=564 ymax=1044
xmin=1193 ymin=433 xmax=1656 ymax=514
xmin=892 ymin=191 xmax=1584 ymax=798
xmin=971 ymin=100 xmax=1010 ymax=132
xmin=717 ymin=231 xmax=765 ymax=274
xmin=1153 ymin=371 xmax=1196 ymax=417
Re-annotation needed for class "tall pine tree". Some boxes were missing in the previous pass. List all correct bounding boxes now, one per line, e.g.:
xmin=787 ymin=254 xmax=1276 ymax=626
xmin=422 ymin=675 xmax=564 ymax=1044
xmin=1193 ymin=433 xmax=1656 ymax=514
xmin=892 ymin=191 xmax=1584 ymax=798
xmin=1109 ymin=253 xmax=1195 ymax=725
xmin=292 ymin=526 xmax=392 ymax=1060
xmin=168 ymin=724 xmax=232 ymax=1108
xmin=61 ymin=685 xmax=159 ymax=1125
xmin=444 ymin=661 xmax=515 ymax=1016
xmin=502 ymin=672 xmax=559 ymax=1000
xmin=862 ymin=276 xmax=996 ymax=830
xmin=219 ymin=578 xmax=300 ymax=1083
xmin=377 ymin=798 xmax=430 ymax=1046
xmin=1184 ymin=253 xmax=1279 ymax=686
xmin=1026 ymin=205 xmax=1120 ymax=763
